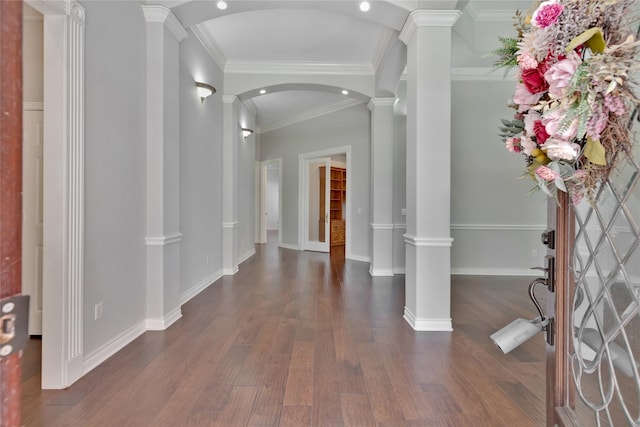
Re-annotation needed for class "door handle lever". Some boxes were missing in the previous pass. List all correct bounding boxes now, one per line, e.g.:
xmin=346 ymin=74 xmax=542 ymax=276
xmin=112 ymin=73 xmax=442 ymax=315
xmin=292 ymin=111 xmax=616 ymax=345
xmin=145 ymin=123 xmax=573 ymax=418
xmin=529 ymin=255 xmax=555 ymax=293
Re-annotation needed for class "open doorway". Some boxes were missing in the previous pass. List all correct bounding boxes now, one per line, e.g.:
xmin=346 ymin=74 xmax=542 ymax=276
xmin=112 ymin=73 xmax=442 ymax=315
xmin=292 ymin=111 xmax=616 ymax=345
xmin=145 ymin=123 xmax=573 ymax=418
xmin=22 ymin=2 xmax=44 ymax=337
xmin=298 ymin=146 xmax=351 ymax=257
xmin=259 ymin=158 xmax=282 ymax=246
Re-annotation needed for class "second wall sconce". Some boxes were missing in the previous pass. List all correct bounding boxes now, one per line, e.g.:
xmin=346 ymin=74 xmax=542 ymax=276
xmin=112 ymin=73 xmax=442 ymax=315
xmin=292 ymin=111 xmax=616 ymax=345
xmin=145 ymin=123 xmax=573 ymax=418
xmin=196 ymin=82 xmax=216 ymax=103
xmin=241 ymin=128 xmax=254 ymax=139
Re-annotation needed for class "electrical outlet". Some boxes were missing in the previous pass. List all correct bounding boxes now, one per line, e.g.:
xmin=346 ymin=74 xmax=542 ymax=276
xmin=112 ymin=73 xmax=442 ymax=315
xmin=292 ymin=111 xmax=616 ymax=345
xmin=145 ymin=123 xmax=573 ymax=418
xmin=532 ymin=250 xmax=538 ymax=257
xmin=94 ymin=302 xmax=103 ymax=320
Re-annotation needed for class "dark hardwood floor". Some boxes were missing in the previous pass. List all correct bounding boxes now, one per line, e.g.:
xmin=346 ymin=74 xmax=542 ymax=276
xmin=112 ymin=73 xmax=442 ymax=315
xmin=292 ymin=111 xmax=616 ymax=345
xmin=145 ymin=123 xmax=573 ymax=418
xmin=22 ymin=235 xmax=546 ymax=426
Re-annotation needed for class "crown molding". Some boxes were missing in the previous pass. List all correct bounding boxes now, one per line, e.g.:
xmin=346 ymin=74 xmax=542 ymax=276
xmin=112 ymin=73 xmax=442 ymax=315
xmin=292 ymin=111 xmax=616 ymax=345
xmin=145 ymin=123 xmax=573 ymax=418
xmin=26 ymin=0 xmax=67 ymax=15
xmin=367 ymin=97 xmax=396 ymax=111
xmin=372 ymin=28 xmax=398 ymax=72
xmin=399 ymin=10 xmax=462 ymax=43
xmin=225 ymin=60 xmax=374 ymax=76
xmin=243 ymin=99 xmax=258 ymax=116
xmin=258 ymin=99 xmax=363 ymax=135
xmin=190 ymin=24 xmax=227 ymax=71
xmin=465 ymin=2 xmax=520 ymax=22
xmin=141 ymin=5 xmax=188 ymax=41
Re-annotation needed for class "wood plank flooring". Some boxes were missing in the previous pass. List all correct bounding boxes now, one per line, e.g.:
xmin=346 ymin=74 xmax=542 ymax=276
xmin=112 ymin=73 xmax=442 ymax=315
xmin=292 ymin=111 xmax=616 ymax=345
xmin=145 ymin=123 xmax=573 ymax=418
xmin=21 ymin=236 xmax=546 ymax=426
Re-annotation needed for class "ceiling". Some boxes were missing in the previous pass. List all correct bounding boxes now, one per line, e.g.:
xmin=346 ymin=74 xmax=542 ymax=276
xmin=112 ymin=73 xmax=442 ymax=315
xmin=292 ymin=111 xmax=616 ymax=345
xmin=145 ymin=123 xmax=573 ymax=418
xmin=163 ymin=0 xmax=532 ymax=133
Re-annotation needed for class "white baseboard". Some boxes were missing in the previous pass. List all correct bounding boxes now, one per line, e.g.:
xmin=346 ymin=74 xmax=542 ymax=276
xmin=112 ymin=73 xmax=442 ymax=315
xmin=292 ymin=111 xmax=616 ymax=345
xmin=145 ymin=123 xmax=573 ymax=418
xmin=238 ymin=248 xmax=256 ymax=264
xmin=83 ymin=320 xmax=146 ymax=375
xmin=403 ymin=307 xmax=453 ymax=332
xmin=369 ymin=267 xmax=394 ymax=277
xmin=180 ymin=270 xmax=223 ymax=305
xmin=279 ymin=243 xmax=299 ymax=250
xmin=451 ymin=267 xmax=539 ymax=276
xmin=223 ymin=266 xmax=239 ymax=275
xmin=348 ymin=254 xmax=370 ymax=263
xmin=146 ymin=307 xmax=182 ymax=331
xmin=393 ymin=267 xmax=406 ymax=275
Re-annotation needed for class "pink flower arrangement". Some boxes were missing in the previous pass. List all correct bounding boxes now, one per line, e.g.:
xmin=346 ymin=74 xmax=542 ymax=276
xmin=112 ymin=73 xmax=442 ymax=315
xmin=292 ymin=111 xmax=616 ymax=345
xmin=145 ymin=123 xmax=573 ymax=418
xmin=493 ymin=0 xmax=640 ymax=203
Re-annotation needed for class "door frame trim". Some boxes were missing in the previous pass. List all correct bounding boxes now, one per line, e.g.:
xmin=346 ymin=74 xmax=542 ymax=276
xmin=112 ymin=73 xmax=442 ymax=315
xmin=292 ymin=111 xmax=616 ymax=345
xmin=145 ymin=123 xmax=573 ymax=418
xmin=26 ymin=0 xmax=86 ymax=389
xmin=297 ymin=146 xmax=351 ymax=256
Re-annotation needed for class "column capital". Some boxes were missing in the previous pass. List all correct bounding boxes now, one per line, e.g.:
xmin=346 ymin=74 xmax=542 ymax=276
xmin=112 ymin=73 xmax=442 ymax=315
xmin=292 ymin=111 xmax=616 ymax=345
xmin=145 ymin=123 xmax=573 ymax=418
xmin=222 ymin=94 xmax=239 ymax=105
xmin=141 ymin=5 xmax=188 ymax=41
xmin=367 ymin=97 xmax=396 ymax=111
xmin=399 ymin=10 xmax=462 ymax=44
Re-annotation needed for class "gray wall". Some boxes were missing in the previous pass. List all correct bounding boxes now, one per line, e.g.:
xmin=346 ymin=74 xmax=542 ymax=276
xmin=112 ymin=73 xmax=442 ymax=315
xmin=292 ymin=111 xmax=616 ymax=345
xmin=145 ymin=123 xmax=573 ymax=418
xmin=83 ymin=0 xmax=147 ymax=355
xmin=450 ymin=79 xmax=547 ymax=274
xmin=259 ymin=104 xmax=371 ymax=260
xmin=179 ymin=30 xmax=224 ymax=298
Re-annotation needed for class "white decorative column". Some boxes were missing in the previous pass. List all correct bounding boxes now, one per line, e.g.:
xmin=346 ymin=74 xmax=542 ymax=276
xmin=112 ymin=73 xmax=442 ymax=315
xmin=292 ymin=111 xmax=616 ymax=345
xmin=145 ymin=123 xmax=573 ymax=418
xmin=142 ymin=6 xmax=187 ymax=329
xmin=399 ymin=10 xmax=460 ymax=331
xmin=222 ymin=95 xmax=240 ymax=275
xmin=368 ymin=97 xmax=396 ymax=276
xmin=40 ymin=0 xmax=85 ymax=389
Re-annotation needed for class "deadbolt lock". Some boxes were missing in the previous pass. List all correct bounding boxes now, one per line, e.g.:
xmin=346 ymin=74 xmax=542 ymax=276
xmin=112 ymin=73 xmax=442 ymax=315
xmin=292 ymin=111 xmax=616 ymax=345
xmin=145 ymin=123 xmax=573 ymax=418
xmin=0 ymin=295 xmax=30 ymax=358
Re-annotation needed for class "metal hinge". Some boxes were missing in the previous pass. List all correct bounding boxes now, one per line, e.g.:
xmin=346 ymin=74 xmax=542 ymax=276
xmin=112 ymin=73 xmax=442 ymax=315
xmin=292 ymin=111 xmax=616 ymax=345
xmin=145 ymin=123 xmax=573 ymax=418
xmin=0 ymin=295 xmax=30 ymax=358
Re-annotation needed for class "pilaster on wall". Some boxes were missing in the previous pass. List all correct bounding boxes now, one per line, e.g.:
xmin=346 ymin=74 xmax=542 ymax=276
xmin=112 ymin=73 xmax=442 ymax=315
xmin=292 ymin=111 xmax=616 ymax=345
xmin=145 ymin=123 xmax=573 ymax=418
xmin=222 ymin=95 xmax=240 ymax=275
xmin=39 ymin=0 xmax=85 ymax=389
xmin=368 ymin=97 xmax=395 ymax=277
xmin=399 ymin=10 xmax=460 ymax=331
xmin=142 ymin=5 xmax=186 ymax=329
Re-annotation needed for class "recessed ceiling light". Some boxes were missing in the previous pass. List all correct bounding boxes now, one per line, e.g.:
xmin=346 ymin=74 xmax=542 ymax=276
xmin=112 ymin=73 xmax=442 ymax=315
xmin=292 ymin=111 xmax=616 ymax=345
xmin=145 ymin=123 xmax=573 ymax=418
xmin=217 ymin=1 xmax=227 ymax=10
xmin=342 ymin=90 xmax=349 ymax=95
xmin=259 ymin=89 xmax=266 ymax=94
xmin=359 ymin=1 xmax=370 ymax=12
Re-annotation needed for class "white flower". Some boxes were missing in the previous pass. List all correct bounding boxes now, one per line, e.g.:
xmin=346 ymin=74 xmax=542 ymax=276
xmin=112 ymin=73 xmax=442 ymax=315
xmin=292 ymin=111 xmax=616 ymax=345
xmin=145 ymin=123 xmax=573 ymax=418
xmin=542 ymin=139 xmax=581 ymax=161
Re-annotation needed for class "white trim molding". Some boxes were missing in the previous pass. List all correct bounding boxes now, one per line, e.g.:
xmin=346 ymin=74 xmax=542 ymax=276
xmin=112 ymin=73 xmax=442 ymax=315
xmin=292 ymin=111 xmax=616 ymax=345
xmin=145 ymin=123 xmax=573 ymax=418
xmin=146 ymin=307 xmax=182 ymax=331
xmin=145 ymin=232 xmax=183 ymax=246
xmin=83 ymin=320 xmax=146 ymax=376
xmin=222 ymin=221 xmax=240 ymax=229
xmin=225 ymin=60 xmax=374 ymax=76
xmin=279 ymin=243 xmax=299 ymax=251
xmin=141 ymin=5 xmax=188 ymax=41
xmin=180 ymin=270 xmax=223 ymax=305
xmin=403 ymin=307 xmax=453 ymax=332
xmin=399 ymin=10 xmax=462 ymax=43
xmin=452 ymin=267 xmax=542 ymax=277
xmin=190 ymin=24 xmax=226 ymax=71
xmin=404 ymin=234 xmax=454 ymax=247
xmin=348 ymin=254 xmax=371 ymax=263
xmin=238 ymin=248 xmax=256 ymax=265
xmin=370 ymin=223 xmax=395 ymax=230
xmin=451 ymin=223 xmax=546 ymax=231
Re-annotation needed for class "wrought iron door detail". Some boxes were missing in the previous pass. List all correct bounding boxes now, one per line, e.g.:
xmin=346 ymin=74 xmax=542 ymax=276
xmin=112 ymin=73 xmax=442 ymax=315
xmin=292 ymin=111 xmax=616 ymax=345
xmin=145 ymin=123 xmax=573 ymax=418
xmin=570 ymin=136 xmax=640 ymax=425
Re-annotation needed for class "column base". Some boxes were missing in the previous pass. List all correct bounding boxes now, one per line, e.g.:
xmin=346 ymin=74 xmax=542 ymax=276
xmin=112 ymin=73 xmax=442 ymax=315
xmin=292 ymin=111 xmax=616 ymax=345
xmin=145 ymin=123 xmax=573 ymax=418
xmin=403 ymin=307 xmax=453 ymax=331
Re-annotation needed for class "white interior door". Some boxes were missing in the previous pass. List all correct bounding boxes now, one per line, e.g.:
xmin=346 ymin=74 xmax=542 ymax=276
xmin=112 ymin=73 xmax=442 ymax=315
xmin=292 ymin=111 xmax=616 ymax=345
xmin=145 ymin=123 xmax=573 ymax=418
xmin=22 ymin=108 xmax=44 ymax=335
xmin=305 ymin=157 xmax=330 ymax=252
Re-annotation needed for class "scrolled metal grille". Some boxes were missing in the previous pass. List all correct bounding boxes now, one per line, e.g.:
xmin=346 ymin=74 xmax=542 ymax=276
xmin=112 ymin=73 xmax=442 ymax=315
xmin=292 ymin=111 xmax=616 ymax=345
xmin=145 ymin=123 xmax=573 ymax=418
xmin=570 ymin=123 xmax=640 ymax=426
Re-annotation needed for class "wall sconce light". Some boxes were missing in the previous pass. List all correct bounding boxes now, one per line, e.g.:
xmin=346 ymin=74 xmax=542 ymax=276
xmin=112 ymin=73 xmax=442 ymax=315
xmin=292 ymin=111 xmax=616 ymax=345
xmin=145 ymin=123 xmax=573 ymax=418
xmin=196 ymin=82 xmax=216 ymax=103
xmin=241 ymin=128 xmax=254 ymax=139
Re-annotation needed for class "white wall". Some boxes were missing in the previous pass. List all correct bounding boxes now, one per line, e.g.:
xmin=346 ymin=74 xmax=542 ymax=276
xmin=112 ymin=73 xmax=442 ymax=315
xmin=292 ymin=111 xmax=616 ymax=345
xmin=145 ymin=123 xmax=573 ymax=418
xmin=259 ymin=104 xmax=371 ymax=260
xmin=450 ymin=79 xmax=547 ymax=274
xmin=179 ymin=29 xmax=224 ymax=299
xmin=83 ymin=0 xmax=147 ymax=355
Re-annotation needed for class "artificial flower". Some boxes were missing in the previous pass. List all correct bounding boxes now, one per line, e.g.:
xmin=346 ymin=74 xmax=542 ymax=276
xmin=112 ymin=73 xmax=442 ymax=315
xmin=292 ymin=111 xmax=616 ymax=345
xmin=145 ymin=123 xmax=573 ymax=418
xmin=545 ymin=51 xmax=581 ymax=98
xmin=520 ymin=135 xmax=537 ymax=156
xmin=517 ymin=52 xmax=539 ymax=70
xmin=531 ymin=0 xmax=564 ymax=29
xmin=535 ymin=165 xmax=561 ymax=181
xmin=542 ymin=139 xmax=581 ymax=161
xmin=521 ymin=63 xmax=550 ymax=94
xmin=542 ymin=106 xmax=579 ymax=141
xmin=505 ymin=137 xmax=522 ymax=153
xmin=513 ymin=83 xmax=544 ymax=112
